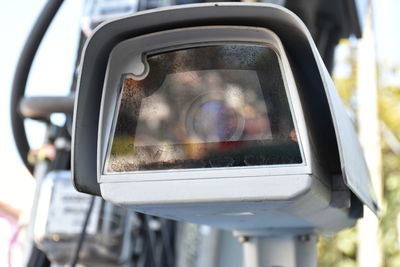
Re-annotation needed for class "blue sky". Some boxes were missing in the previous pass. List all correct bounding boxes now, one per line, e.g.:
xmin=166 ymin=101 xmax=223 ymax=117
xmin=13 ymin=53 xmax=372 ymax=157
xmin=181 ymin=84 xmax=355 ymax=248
xmin=1 ymin=0 xmax=400 ymax=209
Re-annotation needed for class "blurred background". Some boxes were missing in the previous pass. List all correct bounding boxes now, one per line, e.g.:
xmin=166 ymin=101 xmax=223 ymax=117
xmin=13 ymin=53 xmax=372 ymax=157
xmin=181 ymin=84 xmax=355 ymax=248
xmin=1 ymin=0 xmax=400 ymax=266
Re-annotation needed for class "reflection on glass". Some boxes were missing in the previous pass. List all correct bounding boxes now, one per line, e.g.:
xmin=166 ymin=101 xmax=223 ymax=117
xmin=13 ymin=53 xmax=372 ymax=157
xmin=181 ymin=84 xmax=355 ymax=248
xmin=105 ymin=45 xmax=302 ymax=174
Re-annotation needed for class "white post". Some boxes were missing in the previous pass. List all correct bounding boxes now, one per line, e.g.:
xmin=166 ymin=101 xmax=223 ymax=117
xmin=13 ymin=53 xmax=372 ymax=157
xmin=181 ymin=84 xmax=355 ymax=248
xmin=356 ymin=1 xmax=382 ymax=267
xmin=242 ymin=235 xmax=317 ymax=267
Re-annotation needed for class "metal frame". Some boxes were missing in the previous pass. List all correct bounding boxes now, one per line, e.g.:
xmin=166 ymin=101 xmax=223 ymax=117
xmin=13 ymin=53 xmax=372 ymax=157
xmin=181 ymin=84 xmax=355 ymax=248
xmin=98 ymin=26 xmax=311 ymax=184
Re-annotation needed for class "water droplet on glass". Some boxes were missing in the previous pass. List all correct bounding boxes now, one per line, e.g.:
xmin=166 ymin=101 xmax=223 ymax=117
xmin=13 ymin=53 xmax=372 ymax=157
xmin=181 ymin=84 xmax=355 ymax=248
xmin=209 ymin=157 xmax=235 ymax=167
xmin=244 ymin=155 xmax=265 ymax=166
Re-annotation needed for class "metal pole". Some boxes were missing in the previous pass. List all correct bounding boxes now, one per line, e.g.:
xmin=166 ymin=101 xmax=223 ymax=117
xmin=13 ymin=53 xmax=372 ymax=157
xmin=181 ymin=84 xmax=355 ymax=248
xmin=356 ymin=1 xmax=382 ymax=266
xmin=21 ymin=161 xmax=50 ymax=266
xmin=242 ymin=235 xmax=317 ymax=267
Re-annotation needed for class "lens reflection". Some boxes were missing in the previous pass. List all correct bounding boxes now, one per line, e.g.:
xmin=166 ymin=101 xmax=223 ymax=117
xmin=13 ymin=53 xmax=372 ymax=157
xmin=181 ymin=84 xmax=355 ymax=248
xmin=188 ymin=99 xmax=244 ymax=142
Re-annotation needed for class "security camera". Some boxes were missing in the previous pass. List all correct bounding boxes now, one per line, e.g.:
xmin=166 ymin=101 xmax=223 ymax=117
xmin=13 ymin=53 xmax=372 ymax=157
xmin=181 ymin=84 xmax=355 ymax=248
xmin=72 ymin=3 xmax=377 ymax=234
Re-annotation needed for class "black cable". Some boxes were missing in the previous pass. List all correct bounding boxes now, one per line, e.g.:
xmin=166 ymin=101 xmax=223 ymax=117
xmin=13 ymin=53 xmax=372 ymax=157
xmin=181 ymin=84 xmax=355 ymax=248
xmin=145 ymin=217 xmax=162 ymax=267
xmin=143 ymin=215 xmax=158 ymax=267
xmin=26 ymin=246 xmax=50 ymax=267
xmin=48 ymin=126 xmax=71 ymax=171
xmin=10 ymin=0 xmax=65 ymax=174
xmin=160 ymin=219 xmax=174 ymax=267
xmin=70 ymin=196 xmax=96 ymax=267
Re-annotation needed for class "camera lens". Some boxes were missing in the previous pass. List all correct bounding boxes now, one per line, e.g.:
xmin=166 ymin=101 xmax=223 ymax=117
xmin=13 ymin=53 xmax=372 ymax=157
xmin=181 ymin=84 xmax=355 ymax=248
xmin=187 ymin=97 xmax=245 ymax=142
xmin=193 ymin=101 xmax=238 ymax=141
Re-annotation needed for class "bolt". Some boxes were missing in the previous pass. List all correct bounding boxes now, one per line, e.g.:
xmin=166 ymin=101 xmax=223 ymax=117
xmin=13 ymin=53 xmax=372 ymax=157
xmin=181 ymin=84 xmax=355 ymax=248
xmin=298 ymin=235 xmax=310 ymax=242
xmin=238 ymin=236 xmax=249 ymax=243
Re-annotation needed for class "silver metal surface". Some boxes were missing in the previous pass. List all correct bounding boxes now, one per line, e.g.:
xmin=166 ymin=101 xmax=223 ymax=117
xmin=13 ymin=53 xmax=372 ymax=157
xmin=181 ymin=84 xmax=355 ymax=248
xmin=19 ymin=95 xmax=74 ymax=120
xmin=242 ymin=234 xmax=317 ymax=267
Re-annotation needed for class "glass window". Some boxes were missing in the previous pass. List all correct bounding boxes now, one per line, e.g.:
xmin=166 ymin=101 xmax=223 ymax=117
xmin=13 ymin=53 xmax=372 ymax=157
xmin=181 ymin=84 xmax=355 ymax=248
xmin=105 ymin=44 xmax=302 ymax=174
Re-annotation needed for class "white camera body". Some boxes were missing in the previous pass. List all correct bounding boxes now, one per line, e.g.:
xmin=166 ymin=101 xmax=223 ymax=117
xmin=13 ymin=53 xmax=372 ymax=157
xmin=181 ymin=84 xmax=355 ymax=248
xmin=72 ymin=3 xmax=378 ymax=233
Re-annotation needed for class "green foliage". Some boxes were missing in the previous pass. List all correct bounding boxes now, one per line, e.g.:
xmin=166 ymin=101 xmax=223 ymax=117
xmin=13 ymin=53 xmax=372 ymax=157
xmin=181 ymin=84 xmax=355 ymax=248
xmin=318 ymin=228 xmax=358 ymax=267
xmin=379 ymin=86 xmax=400 ymax=134
xmin=319 ymin=40 xmax=400 ymax=266
xmin=379 ymin=85 xmax=400 ymax=266
xmin=318 ymin=41 xmax=359 ymax=266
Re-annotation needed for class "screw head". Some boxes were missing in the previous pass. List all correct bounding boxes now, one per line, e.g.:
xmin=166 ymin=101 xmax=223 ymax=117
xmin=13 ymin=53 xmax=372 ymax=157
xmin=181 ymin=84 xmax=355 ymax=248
xmin=238 ymin=236 xmax=249 ymax=243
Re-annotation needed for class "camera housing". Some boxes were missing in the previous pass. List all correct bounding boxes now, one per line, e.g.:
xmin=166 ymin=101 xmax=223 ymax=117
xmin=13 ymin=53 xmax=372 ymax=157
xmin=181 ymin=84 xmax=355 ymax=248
xmin=72 ymin=3 xmax=378 ymax=232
